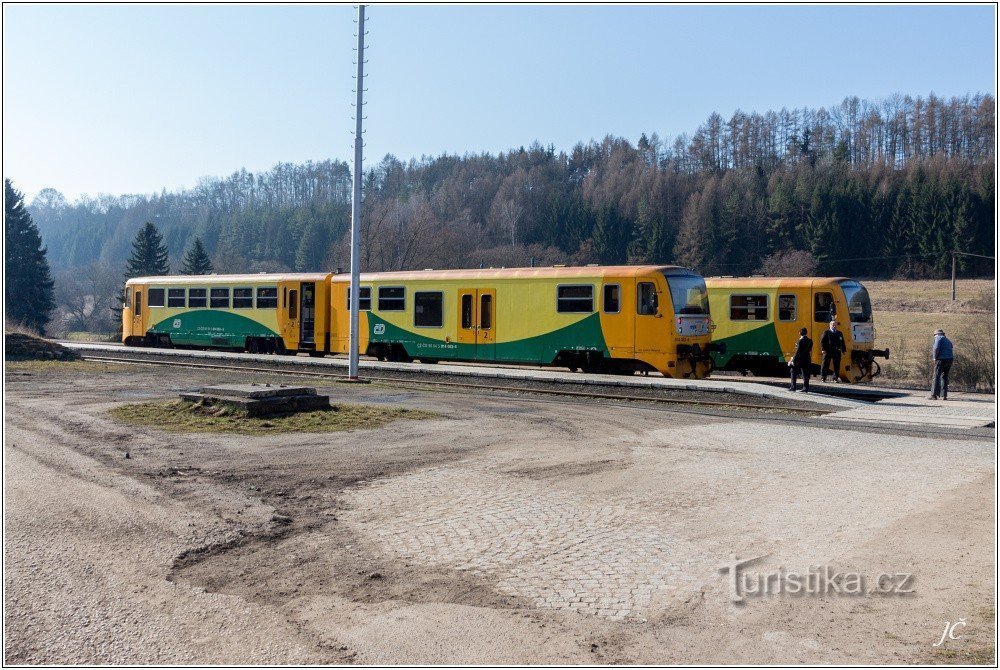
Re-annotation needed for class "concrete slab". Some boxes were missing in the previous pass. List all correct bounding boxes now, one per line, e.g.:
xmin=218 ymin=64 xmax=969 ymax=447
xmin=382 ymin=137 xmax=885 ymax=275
xmin=199 ymin=384 xmax=317 ymax=399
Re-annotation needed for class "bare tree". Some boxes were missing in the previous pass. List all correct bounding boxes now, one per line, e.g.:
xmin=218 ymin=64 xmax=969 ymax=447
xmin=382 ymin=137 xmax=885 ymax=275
xmin=54 ymin=263 xmax=119 ymax=333
xmin=757 ymin=250 xmax=819 ymax=277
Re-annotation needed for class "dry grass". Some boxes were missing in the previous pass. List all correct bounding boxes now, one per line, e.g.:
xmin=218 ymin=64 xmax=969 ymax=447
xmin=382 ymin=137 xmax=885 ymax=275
xmin=64 ymin=331 xmax=118 ymax=342
xmin=109 ymin=399 xmax=437 ymax=435
xmin=4 ymin=321 xmax=42 ymax=337
xmin=866 ymin=279 xmax=996 ymax=392
xmin=866 ymin=278 xmax=994 ymax=306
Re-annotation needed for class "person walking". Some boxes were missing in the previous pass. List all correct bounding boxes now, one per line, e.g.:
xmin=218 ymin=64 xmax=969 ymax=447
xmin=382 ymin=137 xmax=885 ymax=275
xmin=929 ymin=329 xmax=954 ymax=400
xmin=789 ymin=327 xmax=813 ymax=392
xmin=821 ymin=320 xmax=847 ymax=383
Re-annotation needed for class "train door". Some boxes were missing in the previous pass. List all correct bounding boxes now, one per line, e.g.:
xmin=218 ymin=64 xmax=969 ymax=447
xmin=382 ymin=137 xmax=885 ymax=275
xmin=456 ymin=288 xmax=495 ymax=359
xmin=279 ymin=281 xmax=301 ymax=351
xmin=131 ymin=286 xmax=144 ymax=339
xmin=633 ymin=278 xmax=662 ymax=355
xmin=477 ymin=289 xmax=496 ymax=359
xmin=300 ymin=282 xmax=316 ymax=346
xmin=812 ymin=288 xmax=836 ymax=368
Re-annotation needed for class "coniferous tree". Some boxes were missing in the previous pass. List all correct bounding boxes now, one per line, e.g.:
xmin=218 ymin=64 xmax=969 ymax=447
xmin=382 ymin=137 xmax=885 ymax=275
xmin=5 ymin=178 xmax=56 ymax=332
xmin=124 ymin=222 xmax=170 ymax=278
xmin=181 ymin=237 xmax=214 ymax=275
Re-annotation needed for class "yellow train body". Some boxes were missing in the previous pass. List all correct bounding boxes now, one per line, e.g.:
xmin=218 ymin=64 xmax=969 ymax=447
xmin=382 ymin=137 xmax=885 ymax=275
xmin=124 ymin=265 xmax=716 ymax=378
xmin=705 ymin=277 xmax=888 ymax=382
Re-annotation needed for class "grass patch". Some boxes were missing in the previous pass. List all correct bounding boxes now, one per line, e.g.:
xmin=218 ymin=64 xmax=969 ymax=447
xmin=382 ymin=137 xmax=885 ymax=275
xmin=109 ymin=399 xmax=437 ymax=435
xmin=6 ymin=360 xmax=128 ymax=373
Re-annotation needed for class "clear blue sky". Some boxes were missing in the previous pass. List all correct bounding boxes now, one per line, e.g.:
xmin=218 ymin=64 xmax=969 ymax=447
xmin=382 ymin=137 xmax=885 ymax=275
xmin=3 ymin=4 xmax=995 ymax=201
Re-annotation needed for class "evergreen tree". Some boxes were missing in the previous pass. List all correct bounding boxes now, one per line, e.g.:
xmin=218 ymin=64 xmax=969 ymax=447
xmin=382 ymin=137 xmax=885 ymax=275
xmin=181 ymin=237 xmax=214 ymax=274
xmin=125 ymin=221 xmax=170 ymax=278
xmin=5 ymin=178 xmax=56 ymax=333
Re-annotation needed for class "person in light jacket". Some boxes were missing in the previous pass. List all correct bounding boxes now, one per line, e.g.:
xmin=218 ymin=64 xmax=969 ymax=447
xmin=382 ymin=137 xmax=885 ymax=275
xmin=789 ymin=327 xmax=813 ymax=392
xmin=929 ymin=329 xmax=955 ymax=400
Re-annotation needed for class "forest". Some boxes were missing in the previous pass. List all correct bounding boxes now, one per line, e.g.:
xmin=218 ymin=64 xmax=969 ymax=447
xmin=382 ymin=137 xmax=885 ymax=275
xmin=28 ymin=92 xmax=996 ymax=285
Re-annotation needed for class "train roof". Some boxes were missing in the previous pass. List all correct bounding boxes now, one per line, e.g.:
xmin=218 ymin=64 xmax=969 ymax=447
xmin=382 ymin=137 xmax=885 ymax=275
xmin=704 ymin=277 xmax=854 ymax=288
xmin=126 ymin=272 xmax=332 ymax=285
xmin=331 ymin=265 xmax=699 ymax=282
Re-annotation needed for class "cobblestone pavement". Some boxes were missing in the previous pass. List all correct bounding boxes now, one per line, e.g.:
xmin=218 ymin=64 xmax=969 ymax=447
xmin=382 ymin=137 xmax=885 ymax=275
xmin=342 ymin=461 xmax=706 ymax=621
xmin=340 ymin=418 xmax=993 ymax=624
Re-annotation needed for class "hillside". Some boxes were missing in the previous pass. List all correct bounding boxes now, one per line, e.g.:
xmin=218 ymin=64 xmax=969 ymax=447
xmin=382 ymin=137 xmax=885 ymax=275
xmin=28 ymin=92 xmax=995 ymax=281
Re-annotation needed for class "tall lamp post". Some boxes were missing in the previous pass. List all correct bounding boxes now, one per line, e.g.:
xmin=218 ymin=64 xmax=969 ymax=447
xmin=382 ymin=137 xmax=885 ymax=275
xmin=348 ymin=4 xmax=366 ymax=380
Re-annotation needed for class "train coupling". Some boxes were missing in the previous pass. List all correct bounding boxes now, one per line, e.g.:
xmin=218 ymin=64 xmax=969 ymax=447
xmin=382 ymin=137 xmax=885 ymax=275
xmin=677 ymin=342 xmax=725 ymax=359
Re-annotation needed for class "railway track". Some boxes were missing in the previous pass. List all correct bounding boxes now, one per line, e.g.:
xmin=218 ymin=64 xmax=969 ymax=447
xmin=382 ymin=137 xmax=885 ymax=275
xmin=79 ymin=353 xmax=832 ymax=416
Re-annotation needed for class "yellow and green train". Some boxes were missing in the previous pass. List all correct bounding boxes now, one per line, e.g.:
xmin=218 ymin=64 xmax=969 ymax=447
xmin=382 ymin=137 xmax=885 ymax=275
xmin=123 ymin=265 xmax=717 ymax=378
xmin=705 ymin=277 xmax=889 ymax=382
xmin=123 ymin=273 xmax=332 ymax=354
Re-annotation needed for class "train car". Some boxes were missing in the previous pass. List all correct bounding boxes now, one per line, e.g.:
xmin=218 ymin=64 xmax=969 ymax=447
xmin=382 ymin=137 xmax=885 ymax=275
xmin=122 ymin=273 xmax=332 ymax=354
xmin=327 ymin=265 xmax=718 ymax=378
xmin=705 ymin=277 xmax=889 ymax=382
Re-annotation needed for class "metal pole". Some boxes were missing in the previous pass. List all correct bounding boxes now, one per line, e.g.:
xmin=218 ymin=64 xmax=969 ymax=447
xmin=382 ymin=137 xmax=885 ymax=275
xmin=348 ymin=5 xmax=365 ymax=380
xmin=951 ymin=251 xmax=957 ymax=301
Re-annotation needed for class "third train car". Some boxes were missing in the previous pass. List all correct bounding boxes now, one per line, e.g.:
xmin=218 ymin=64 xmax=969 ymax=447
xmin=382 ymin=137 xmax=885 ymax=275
xmin=705 ymin=277 xmax=889 ymax=381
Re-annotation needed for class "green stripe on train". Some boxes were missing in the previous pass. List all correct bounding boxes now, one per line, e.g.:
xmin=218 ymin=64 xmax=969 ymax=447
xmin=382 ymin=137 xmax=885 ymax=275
xmin=368 ymin=313 xmax=609 ymax=363
xmin=711 ymin=323 xmax=784 ymax=367
xmin=151 ymin=310 xmax=279 ymax=347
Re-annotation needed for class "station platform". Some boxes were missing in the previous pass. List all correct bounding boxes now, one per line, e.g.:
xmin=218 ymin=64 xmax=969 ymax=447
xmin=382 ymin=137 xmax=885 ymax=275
xmin=59 ymin=342 xmax=996 ymax=431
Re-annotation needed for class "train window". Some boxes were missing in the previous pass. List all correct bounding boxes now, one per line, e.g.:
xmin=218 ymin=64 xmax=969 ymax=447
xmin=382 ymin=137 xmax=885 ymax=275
xmin=461 ymin=294 xmax=473 ymax=329
xmin=730 ymin=295 xmax=769 ymax=321
xmin=188 ymin=288 xmax=207 ymax=308
xmin=414 ymin=292 xmax=443 ymax=327
xmin=210 ymin=288 xmax=230 ymax=309
xmin=134 ymin=291 xmax=142 ymax=315
xmin=346 ymin=286 xmax=372 ymax=311
xmin=778 ymin=294 xmax=797 ymax=321
xmin=637 ymin=282 xmax=658 ymax=315
xmin=603 ymin=284 xmax=621 ymax=313
xmin=167 ymin=288 xmax=186 ymax=308
xmin=124 ymin=288 xmax=131 ymax=309
xmin=378 ymin=286 xmax=405 ymax=311
xmin=480 ymin=294 xmax=493 ymax=330
xmin=233 ymin=288 xmax=253 ymax=309
xmin=289 ymin=290 xmax=298 ymax=319
xmin=147 ymin=288 xmax=165 ymax=307
xmin=557 ymin=285 xmax=594 ymax=313
xmin=256 ymin=287 xmax=278 ymax=309
xmin=814 ymin=292 xmax=835 ymax=322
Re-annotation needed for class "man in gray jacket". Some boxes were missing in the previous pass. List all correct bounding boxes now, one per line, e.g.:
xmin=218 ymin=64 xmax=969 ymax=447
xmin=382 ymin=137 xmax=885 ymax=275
xmin=929 ymin=329 xmax=954 ymax=400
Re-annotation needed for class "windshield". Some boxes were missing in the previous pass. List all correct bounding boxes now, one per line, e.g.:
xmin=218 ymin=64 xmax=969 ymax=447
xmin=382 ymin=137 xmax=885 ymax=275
xmin=840 ymin=281 xmax=872 ymax=323
xmin=665 ymin=273 xmax=709 ymax=315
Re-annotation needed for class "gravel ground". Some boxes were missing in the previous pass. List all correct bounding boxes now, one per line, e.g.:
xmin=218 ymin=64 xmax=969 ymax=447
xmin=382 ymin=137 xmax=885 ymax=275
xmin=3 ymin=362 xmax=995 ymax=664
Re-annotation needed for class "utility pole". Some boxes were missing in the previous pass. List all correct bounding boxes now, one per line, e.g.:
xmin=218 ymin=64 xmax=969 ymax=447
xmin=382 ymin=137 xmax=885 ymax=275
xmin=348 ymin=4 xmax=366 ymax=380
xmin=951 ymin=251 xmax=957 ymax=301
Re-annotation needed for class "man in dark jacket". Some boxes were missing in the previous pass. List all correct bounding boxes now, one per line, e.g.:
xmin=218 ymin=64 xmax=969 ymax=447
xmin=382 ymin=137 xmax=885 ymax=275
xmin=929 ymin=329 xmax=955 ymax=400
xmin=789 ymin=327 xmax=813 ymax=392
xmin=820 ymin=320 xmax=847 ymax=383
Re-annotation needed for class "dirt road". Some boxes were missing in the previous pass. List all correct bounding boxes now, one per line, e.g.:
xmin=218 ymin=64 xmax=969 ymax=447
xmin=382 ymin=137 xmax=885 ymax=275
xmin=3 ymin=362 xmax=995 ymax=664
